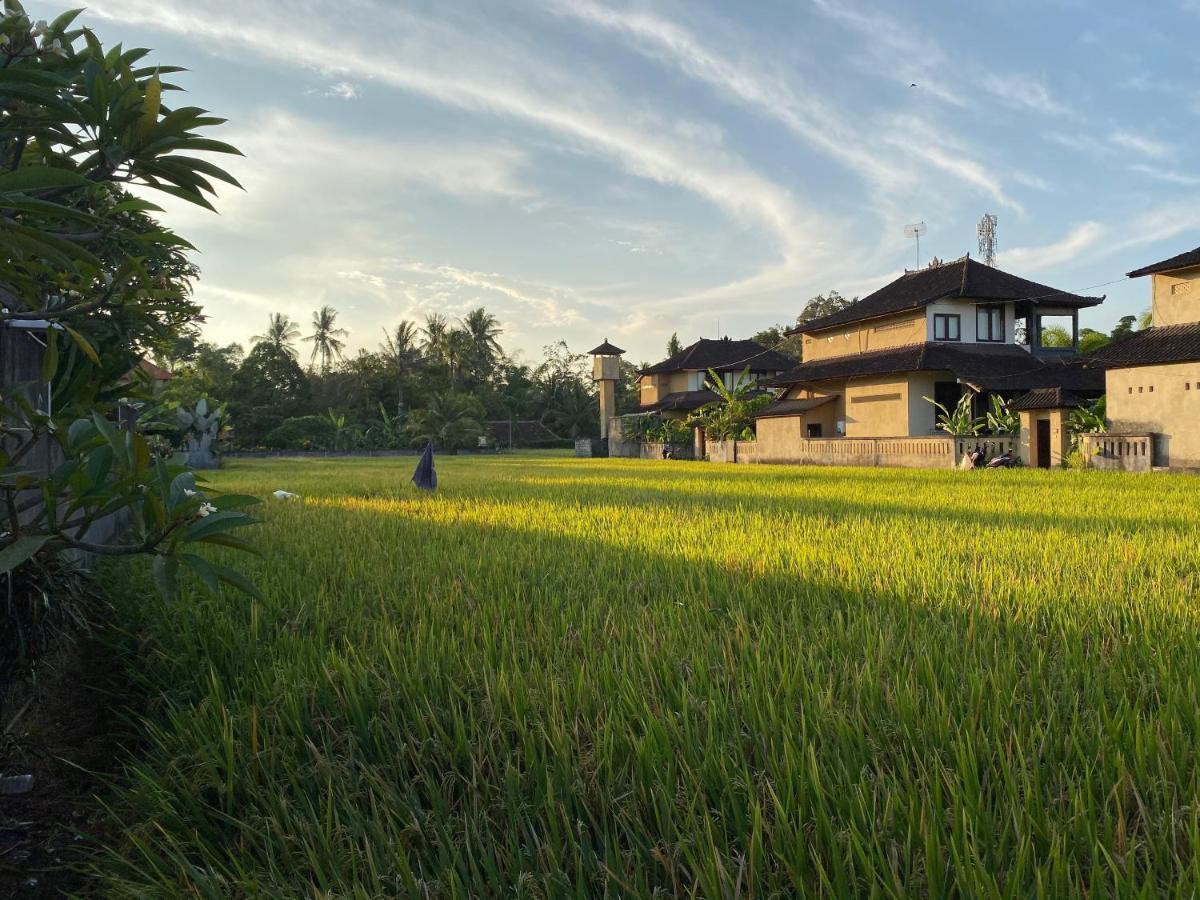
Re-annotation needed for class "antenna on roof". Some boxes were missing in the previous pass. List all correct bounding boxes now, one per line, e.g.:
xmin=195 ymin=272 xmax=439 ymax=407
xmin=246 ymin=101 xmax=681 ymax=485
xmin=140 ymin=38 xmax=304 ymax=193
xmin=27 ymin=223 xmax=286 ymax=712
xmin=977 ymin=213 xmax=998 ymax=267
xmin=903 ymin=221 xmax=927 ymax=269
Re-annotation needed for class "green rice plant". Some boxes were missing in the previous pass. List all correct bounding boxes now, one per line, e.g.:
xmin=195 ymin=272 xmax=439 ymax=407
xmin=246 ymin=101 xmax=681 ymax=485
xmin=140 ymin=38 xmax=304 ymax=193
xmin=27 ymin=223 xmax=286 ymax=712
xmin=89 ymin=454 xmax=1200 ymax=897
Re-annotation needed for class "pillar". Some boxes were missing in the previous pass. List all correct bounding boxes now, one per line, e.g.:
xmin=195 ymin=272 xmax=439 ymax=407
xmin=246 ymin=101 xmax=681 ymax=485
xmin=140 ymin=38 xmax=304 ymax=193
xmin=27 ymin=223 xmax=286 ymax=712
xmin=589 ymin=340 xmax=626 ymax=442
xmin=598 ymin=379 xmax=615 ymax=439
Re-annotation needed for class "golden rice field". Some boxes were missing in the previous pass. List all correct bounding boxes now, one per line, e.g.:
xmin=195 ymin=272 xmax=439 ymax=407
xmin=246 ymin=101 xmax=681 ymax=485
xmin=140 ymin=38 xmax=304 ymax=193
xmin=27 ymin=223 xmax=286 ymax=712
xmin=94 ymin=453 xmax=1200 ymax=897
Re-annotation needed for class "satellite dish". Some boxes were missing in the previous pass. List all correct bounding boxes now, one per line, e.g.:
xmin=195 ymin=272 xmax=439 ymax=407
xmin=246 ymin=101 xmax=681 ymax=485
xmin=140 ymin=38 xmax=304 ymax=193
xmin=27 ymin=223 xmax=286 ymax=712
xmin=904 ymin=221 xmax=927 ymax=268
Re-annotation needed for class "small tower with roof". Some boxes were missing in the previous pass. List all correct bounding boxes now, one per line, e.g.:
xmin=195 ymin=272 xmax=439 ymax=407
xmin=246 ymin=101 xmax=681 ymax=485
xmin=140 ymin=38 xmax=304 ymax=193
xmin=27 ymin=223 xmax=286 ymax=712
xmin=589 ymin=339 xmax=625 ymax=439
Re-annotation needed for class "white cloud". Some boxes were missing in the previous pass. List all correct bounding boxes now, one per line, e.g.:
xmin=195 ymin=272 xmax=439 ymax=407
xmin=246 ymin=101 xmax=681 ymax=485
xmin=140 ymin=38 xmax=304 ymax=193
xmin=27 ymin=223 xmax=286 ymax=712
xmin=981 ymin=74 xmax=1073 ymax=118
xmin=1002 ymin=222 xmax=1105 ymax=270
xmin=398 ymin=262 xmax=583 ymax=327
xmin=87 ymin=0 xmax=830 ymax=307
xmin=308 ymin=80 xmax=360 ymax=100
xmin=1129 ymin=164 xmax=1200 ymax=187
xmin=807 ymin=0 xmax=967 ymax=106
xmin=1109 ymin=130 xmax=1173 ymax=159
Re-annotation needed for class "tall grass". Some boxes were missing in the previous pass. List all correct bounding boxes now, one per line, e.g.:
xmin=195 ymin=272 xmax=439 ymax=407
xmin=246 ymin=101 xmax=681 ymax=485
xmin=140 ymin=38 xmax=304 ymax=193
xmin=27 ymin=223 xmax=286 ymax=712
xmin=94 ymin=455 xmax=1200 ymax=896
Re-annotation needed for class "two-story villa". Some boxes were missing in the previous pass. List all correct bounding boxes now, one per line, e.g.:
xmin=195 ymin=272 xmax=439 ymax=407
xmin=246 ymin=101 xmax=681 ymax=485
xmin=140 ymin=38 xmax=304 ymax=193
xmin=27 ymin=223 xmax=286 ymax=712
xmin=757 ymin=256 xmax=1105 ymax=442
xmin=638 ymin=337 xmax=795 ymax=418
xmin=1090 ymin=243 xmax=1200 ymax=470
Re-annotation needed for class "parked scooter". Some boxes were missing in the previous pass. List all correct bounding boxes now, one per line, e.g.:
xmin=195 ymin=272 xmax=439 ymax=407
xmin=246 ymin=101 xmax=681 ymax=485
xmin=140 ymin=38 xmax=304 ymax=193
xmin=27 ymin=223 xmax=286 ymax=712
xmin=985 ymin=450 xmax=1015 ymax=468
xmin=961 ymin=446 xmax=1016 ymax=469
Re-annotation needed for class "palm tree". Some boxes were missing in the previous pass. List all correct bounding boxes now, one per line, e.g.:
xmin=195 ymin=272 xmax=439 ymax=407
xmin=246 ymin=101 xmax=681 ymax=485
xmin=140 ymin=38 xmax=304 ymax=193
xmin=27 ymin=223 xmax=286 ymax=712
xmin=303 ymin=305 xmax=348 ymax=374
xmin=252 ymin=313 xmax=301 ymax=357
xmin=461 ymin=307 xmax=503 ymax=380
xmin=421 ymin=313 xmax=472 ymax=383
xmin=380 ymin=321 xmax=423 ymax=414
xmin=405 ymin=392 xmax=486 ymax=450
xmin=380 ymin=321 xmax=422 ymax=369
xmin=421 ymin=313 xmax=450 ymax=369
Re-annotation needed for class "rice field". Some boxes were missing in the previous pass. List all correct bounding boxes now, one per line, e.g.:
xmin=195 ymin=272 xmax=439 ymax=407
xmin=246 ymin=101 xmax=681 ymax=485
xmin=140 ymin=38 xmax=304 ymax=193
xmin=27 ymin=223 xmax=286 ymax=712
xmin=93 ymin=453 xmax=1200 ymax=897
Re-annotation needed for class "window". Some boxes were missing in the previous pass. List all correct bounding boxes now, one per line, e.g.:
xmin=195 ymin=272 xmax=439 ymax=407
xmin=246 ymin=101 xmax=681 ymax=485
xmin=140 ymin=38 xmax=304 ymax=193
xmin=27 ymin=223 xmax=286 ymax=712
xmin=807 ymin=423 xmax=823 ymax=439
xmin=933 ymin=313 xmax=960 ymax=341
xmin=976 ymin=305 xmax=1004 ymax=342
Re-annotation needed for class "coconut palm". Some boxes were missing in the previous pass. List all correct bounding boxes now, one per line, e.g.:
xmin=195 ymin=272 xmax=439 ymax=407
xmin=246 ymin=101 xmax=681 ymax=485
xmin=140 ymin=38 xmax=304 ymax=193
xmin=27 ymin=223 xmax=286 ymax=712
xmin=380 ymin=321 xmax=422 ymax=369
xmin=421 ymin=313 xmax=451 ymax=370
xmin=405 ymin=391 xmax=486 ymax=450
xmin=251 ymin=313 xmax=301 ymax=357
xmin=461 ymin=307 xmax=504 ymax=380
xmin=304 ymin=305 xmax=348 ymax=374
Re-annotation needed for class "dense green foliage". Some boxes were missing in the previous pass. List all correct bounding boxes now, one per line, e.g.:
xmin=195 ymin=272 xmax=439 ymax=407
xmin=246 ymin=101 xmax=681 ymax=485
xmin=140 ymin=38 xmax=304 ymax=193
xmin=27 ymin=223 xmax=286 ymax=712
xmin=163 ymin=317 xmax=630 ymax=449
xmin=93 ymin=456 xmax=1200 ymax=896
xmin=0 ymin=0 xmax=258 ymax=692
xmin=687 ymin=367 xmax=773 ymax=441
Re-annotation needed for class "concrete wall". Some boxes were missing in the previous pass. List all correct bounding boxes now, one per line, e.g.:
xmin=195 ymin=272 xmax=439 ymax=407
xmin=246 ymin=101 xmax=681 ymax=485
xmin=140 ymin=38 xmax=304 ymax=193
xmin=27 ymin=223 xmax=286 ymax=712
xmin=1150 ymin=266 xmax=1200 ymax=327
xmin=1081 ymin=433 xmax=1154 ymax=472
xmin=801 ymin=309 xmax=926 ymax=362
xmin=844 ymin=375 xmax=919 ymax=437
xmin=749 ymin=419 xmax=959 ymax=468
xmin=1106 ymin=362 xmax=1200 ymax=470
xmin=755 ymin=415 xmax=807 ymax=460
xmin=780 ymin=373 xmax=948 ymax=439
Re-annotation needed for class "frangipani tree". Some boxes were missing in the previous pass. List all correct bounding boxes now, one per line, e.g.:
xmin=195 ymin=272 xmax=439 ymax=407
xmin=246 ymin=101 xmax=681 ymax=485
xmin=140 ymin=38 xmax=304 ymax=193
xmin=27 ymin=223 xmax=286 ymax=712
xmin=0 ymin=0 xmax=260 ymax=691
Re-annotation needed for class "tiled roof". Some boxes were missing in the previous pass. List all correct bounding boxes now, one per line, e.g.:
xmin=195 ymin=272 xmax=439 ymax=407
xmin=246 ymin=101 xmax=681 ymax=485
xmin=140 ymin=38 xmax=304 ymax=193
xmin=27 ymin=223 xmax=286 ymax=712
xmin=792 ymin=256 xmax=1103 ymax=334
xmin=1087 ymin=322 xmax=1200 ymax=369
xmin=138 ymin=359 xmax=173 ymax=381
xmin=638 ymin=390 xmax=718 ymax=413
xmin=755 ymin=396 xmax=837 ymax=419
xmin=1127 ymin=245 xmax=1200 ymax=278
xmin=641 ymin=338 xmax=795 ymax=375
xmin=638 ymin=387 xmax=773 ymax=414
xmin=769 ymin=342 xmax=1105 ymax=393
xmin=1009 ymin=387 xmax=1089 ymax=411
xmin=588 ymin=340 xmax=625 ymax=355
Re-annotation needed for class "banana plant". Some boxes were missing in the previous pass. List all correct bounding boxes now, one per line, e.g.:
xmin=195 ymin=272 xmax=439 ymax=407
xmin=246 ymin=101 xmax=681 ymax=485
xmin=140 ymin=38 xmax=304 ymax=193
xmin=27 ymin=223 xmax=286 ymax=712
xmin=924 ymin=391 xmax=985 ymax=436
xmin=984 ymin=394 xmax=1020 ymax=435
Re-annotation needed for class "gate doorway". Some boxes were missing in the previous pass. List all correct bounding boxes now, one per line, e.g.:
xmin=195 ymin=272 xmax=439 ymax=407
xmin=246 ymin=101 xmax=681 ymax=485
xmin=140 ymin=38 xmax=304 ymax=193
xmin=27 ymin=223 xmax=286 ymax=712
xmin=1036 ymin=419 xmax=1051 ymax=468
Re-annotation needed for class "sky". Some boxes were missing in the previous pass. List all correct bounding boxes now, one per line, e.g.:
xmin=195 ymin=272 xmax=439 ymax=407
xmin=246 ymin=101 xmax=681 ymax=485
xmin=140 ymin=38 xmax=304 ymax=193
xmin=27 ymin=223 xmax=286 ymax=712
xmin=29 ymin=0 xmax=1200 ymax=366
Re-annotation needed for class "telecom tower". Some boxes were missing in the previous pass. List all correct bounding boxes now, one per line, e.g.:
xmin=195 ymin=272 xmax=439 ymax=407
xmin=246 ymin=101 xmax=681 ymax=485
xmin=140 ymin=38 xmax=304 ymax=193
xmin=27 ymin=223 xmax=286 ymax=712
xmin=978 ymin=214 xmax=998 ymax=267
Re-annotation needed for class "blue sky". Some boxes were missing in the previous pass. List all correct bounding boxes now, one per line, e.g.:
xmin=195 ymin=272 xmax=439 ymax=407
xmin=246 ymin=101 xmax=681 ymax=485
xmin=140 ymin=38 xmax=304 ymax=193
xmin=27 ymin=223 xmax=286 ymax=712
xmin=31 ymin=0 xmax=1200 ymax=365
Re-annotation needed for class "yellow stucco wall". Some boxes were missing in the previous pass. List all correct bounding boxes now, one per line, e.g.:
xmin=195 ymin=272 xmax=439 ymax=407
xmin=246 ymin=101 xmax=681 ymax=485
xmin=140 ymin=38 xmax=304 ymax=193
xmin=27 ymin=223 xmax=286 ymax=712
xmin=801 ymin=310 xmax=926 ymax=362
xmin=638 ymin=371 xmax=693 ymax=405
xmin=782 ymin=374 xmax=947 ymax=438
xmin=844 ymin=376 xmax=914 ymax=437
xmin=755 ymin=414 xmax=807 ymax=459
xmin=1106 ymin=362 xmax=1200 ymax=469
xmin=1018 ymin=408 xmax=1070 ymax=468
xmin=1150 ymin=266 xmax=1200 ymax=327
